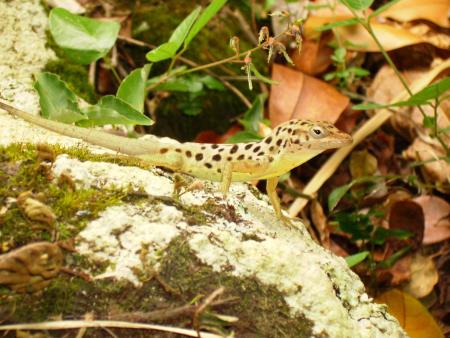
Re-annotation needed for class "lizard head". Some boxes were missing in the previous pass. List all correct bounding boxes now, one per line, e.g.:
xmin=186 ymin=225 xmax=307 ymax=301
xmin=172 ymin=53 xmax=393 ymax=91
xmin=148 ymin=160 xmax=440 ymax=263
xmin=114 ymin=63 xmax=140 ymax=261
xmin=273 ymin=119 xmax=352 ymax=153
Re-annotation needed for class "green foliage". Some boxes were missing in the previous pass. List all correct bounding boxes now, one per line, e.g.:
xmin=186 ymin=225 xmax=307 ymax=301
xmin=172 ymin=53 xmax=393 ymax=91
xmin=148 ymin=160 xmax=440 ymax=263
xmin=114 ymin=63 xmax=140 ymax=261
xmin=146 ymin=0 xmax=228 ymax=63
xmin=333 ymin=209 xmax=411 ymax=245
xmin=184 ymin=0 xmax=228 ymax=47
xmin=324 ymin=47 xmax=369 ymax=88
xmin=49 ymin=8 xmax=120 ymax=64
xmin=328 ymin=176 xmax=385 ymax=211
xmin=146 ymin=7 xmax=201 ymax=62
xmin=227 ymin=94 xmax=266 ymax=143
xmin=345 ymin=251 xmax=369 ymax=267
xmin=369 ymin=0 xmax=403 ymax=18
xmin=117 ymin=64 xmax=152 ymax=112
xmin=34 ymin=72 xmax=152 ymax=127
xmin=34 ymin=72 xmax=86 ymax=123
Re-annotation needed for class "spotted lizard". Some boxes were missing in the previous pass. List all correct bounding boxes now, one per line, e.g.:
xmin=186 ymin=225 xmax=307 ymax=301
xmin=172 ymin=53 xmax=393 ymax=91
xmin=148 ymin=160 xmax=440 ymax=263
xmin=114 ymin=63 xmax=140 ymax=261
xmin=0 ymin=101 xmax=352 ymax=219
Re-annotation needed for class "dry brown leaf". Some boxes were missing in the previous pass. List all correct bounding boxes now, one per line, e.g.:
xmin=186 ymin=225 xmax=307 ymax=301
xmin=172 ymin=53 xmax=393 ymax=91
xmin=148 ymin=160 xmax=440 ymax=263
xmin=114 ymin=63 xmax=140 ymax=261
xmin=304 ymin=2 xmax=449 ymax=51
xmin=379 ymin=0 xmax=450 ymax=28
xmin=413 ymin=195 xmax=450 ymax=244
xmin=0 ymin=242 xmax=63 ymax=292
xmin=349 ymin=150 xmax=378 ymax=178
xmin=387 ymin=255 xmax=413 ymax=285
xmin=403 ymin=138 xmax=450 ymax=191
xmin=17 ymin=192 xmax=56 ymax=226
xmin=291 ymin=37 xmax=333 ymax=75
xmin=375 ymin=289 xmax=444 ymax=338
xmin=388 ymin=200 xmax=424 ymax=249
xmin=269 ymin=64 xmax=349 ymax=126
xmin=404 ymin=253 xmax=439 ymax=298
xmin=336 ymin=22 xmax=449 ymax=52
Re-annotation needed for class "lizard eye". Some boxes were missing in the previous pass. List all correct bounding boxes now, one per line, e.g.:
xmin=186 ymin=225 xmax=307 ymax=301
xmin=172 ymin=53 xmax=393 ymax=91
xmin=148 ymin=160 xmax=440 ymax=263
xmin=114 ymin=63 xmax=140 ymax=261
xmin=309 ymin=125 xmax=327 ymax=139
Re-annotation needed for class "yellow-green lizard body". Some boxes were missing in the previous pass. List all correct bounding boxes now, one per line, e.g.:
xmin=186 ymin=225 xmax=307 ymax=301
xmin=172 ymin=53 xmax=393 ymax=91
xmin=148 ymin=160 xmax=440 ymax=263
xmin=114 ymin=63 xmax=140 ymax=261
xmin=0 ymin=101 xmax=352 ymax=218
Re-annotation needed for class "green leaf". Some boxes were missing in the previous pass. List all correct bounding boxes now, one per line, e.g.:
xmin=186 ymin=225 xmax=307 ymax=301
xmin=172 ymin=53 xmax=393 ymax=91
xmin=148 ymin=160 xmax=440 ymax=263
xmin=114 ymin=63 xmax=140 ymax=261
xmin=345 ymin=251 xmax=369 ymax=267
xmin=331 ymin=47 xmax=347 ymax=63
xmin=146 ymin=42 xmax=179 ymax=62
xmin=149 ymin=76 xmax=204 ymax=92
xmin=340 ymin=0 xmax=374 ymax=10
xmin=145 ymin=7 xmax=201 ymax=62
xmin=423 ymin=116 xmax=436 ymax=129
xmin=354 ymin=77 xmax=450 ymax=110
xmin=378 ymin=246 xmax=411 ymax=269
xmin=78 ymin=106 xmax=136 ymax=127
xmin=323 ymin=72 xmax=336 ymax=81
xmin=34 ymin=72 xmax=86 ymax=123
xmin=49 ymin=8 xmax=120 ymax=64
xmin=328 ymin=176 xmax=385 ymax=211
xmin=226 ymin=131 xmax=263 ymax=143
xmin=238 ymin=94 xmax=267 ymax=134
xmin=372 ymin=227 xmax=412 ymax=245
xmin=185 ymin=0 xmax=228 ymax=47
xmin=79 ymin=96 xmax=153 ymax=126
xmin=250 ymin=64 xmax=278 ymax=85
xmin=316 ymin=18 xmax=359 ymax=32
xmin=352 ymin=102 xmax=387 ymax=110
xmin=370 ymin=0 xmax=403 ymax=17
xmin=349 ymin=66 xmax=370 ymax=77
xmin=170 ymin=6 xmax=202 ymax=47
xmin=117 ymin=64 xmax=152 ymax=112
xmin=199 ymin=75 xmax=226 ymax=90
xmin=404 ymin=76 xmax=450 ymax=105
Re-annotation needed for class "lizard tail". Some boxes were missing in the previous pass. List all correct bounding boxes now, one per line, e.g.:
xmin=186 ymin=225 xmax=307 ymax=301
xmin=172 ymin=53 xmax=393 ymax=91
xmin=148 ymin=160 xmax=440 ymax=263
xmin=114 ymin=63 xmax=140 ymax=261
xmin=0 ymin=101 xmax=178 ymax=168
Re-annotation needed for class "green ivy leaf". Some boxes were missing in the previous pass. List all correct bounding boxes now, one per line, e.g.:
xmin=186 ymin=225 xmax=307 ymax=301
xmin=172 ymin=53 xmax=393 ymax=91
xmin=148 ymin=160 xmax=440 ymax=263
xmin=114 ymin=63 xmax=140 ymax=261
xmin=79 ymin=95 xmax=153 ymax=126
xmin=117 ymin=64 xmax=152 ymax=112
xmin=345 ymin=251 xmax=369 ymax=267
xmin=49 ymin=8 xmax=120 ymax=64
xmin=34 ymin=72 xmax=86 ymax=123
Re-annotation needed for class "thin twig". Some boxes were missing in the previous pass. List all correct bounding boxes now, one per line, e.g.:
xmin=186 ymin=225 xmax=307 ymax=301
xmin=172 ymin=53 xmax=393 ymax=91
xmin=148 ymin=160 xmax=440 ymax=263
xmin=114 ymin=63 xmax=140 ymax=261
xmin=193 ymin=287 xmax=226 ymax=336
xmin=108 ymin=297 xmax=237 ymax=322
xmin=117 ymin=36 xmax=252 ymax=108
xmin=0 ymin=320 xmax=221 ymax=338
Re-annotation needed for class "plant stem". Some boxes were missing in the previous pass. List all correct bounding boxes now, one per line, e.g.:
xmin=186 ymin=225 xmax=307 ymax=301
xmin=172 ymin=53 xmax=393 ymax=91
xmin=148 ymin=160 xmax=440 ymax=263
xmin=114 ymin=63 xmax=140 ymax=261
xmin=345 ymin=7 xmax=450 ymax=156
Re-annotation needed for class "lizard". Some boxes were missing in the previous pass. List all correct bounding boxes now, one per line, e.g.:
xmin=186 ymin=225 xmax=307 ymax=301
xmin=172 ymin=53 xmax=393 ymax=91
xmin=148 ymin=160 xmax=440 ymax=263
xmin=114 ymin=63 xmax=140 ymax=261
xmin=0 ymin=101 xmax=352 ymax=219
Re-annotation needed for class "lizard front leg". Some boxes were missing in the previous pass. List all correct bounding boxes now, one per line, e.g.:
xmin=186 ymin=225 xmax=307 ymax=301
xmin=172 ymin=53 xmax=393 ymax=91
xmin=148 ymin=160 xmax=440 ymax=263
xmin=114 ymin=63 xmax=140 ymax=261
xmin=220 ymin=162 xmax=233 ymax=195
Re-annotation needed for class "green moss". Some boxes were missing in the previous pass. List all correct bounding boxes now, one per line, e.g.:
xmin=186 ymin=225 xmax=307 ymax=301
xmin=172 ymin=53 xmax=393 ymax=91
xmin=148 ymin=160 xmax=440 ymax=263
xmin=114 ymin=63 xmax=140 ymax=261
xmin=0 ymin=143 xmax=125 ymax=247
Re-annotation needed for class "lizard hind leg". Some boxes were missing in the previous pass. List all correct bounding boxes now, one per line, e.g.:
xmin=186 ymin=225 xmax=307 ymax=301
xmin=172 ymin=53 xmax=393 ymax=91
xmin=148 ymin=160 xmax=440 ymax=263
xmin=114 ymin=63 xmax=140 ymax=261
xmin=266 ymin=177 xmax=294 ymax=227
xmin=266 ymin=177 xmax=282 ymax=219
